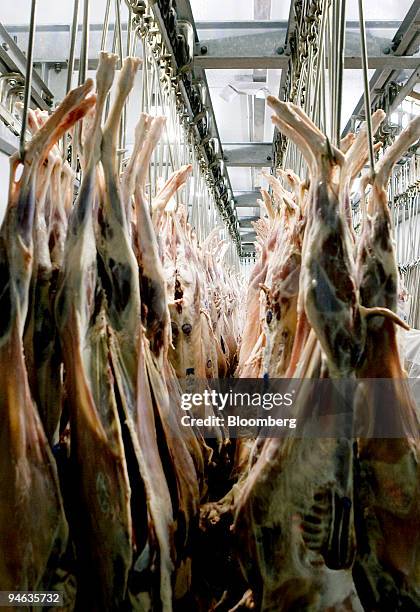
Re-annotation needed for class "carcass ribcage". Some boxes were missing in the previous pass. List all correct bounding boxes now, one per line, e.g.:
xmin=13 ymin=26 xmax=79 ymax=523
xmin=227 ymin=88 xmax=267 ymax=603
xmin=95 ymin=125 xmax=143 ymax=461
xmin=234 ymin=433 xmax=356 ymax=611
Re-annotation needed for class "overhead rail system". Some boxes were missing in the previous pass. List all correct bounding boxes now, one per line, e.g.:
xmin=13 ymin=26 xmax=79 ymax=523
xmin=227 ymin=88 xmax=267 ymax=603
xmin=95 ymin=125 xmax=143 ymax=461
xmin=1 ymin=0 xmax=420 ymax=259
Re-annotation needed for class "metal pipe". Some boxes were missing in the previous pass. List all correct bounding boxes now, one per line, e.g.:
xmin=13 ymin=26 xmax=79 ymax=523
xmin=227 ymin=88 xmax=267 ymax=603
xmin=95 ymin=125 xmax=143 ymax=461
xmin=126 ymin=4 xmax=133 ymax=56
xmin=321 ymin=40 xmax=327 ymax=132
xmin=358 ymin=0 xmax=375 ymax=175
xmin=336 ymin=0 xmax=347 ymax=146
xmin=78 ymin=0 xmax=90 ymax=85
xmin=314 ymin=1 xmax=329 ymax=126
xmin=115 ymin=0 xmax=124 ymax=65
xmin=66 ymin=0 xmax=80 ymax=94
xmin=331 ymin=0 xmax=337 ymax=142
xmin=101 ymin=0 xmax=112 ymax=51
xmin=19 ymin=0 xmax=37 ymax=160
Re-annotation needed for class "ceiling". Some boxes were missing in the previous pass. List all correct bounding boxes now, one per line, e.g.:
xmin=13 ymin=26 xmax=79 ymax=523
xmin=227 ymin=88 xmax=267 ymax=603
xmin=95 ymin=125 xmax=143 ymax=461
xmin=189 ymin=0 xmax=413 ymax=192
xmin=1 ymin=0 xmax=418 ymax=254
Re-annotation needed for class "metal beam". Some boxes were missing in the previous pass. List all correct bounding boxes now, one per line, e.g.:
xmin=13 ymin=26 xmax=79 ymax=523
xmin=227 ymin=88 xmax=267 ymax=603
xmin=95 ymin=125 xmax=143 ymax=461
xmin=35 ymin=58 xmax=142 ymax=72
xmin=6 ymin=19 xmax=401 ymax=35
xmin=0 ymin=23 xmax=53 ymax=109
xmin=196 ymin=20 xmax=403 ymax=31
xmin=234 ymin=191 xmax=261 ymax=206
xmin=238 ymin=216 xmax=259 ymax=228
xmin=343 ymin=0 xmax=420 ymax=134
xmin=0 ymin=121 xmax=18 ymax=155
xmin=34 ymin=53 xmax=420 ymax=74
xmin=196 ymin=24 xmax=393 ymax=64
xmin=239 ymin=215 xmax=260 ymax=222
xmin=388 ymin=64 xmax=420 ymax=114
xmin=0 ymin=102 xmax=22 ymax=138
xmin=224 ymin=143 xmax=272 ymax=166
xmin=195 ymin=54 xmax=418 ymax=70
xmin=195 ymin=6 xmax=419 ymax=70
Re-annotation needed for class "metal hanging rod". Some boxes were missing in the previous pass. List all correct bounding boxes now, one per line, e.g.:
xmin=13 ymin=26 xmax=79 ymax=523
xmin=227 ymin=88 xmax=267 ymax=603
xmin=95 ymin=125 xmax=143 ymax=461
xmin=101 ymin=0 xmax=112 ymax=51
xmin=19 ymin=0 xmax=37 ymax=160
xmin=66 ymin=0 xmax=80 ymax=94
xmin=335 ymin=0 xmax=347 ymax=146
xmin=358 ymin=0 xmax=376 ymax=175
xmin=78 ymin=0 xmax=90 ymax=85
xmin=114 ymin=0 xmax=124 ymax=66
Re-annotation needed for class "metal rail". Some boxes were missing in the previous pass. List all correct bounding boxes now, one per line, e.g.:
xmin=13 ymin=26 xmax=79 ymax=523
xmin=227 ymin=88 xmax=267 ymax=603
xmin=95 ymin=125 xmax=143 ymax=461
xmin=0 ymin=23 xmax=52 ymax=110
xmin=343 ymin=0 xmax=420 ymax=135
xmin=149 ymin=0 xmax=240 ymax=251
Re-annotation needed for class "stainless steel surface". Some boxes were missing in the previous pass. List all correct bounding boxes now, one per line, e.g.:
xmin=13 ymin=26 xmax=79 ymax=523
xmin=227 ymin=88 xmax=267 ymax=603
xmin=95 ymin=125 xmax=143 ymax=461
xmin=223 ymin=143 xmax=272 ymax=167
xmin=0 ymin=23 xmax=52 ymax=110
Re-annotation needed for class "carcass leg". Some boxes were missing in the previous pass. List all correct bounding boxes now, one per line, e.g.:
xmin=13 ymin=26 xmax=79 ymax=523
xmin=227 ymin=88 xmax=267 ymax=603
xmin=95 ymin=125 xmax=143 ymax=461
xmin=0 ymin=78 xmax=94 ymax=595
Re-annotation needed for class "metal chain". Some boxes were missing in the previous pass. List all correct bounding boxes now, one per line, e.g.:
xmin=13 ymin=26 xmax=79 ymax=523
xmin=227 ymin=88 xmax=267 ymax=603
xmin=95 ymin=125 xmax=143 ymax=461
xmin=274 ymin=0 xmax=326 ymax=171
xmin=128 ymin=1 xmax=240 ymax=265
